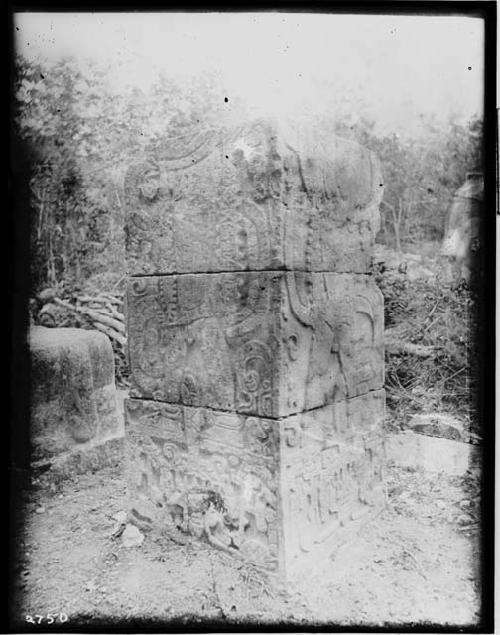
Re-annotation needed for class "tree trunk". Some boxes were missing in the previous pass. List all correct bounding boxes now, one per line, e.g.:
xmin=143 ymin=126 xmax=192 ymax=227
xmin=391 ymin=204 xmax=402 ymax=259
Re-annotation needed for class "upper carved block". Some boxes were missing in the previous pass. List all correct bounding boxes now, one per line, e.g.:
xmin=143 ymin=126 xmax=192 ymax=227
xmin=124 ymin=118 xmax=383 ymax=275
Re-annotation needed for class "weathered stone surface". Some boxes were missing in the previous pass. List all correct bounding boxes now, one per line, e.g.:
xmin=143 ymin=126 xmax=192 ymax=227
xmin=122 ymin=524 xmax=145 ymax=548
xmin=124 ymin=118 xmax=382 ymax=276
xmin=127 ymin=272 xmax=384 ymax=417
xmin=123 ymin=114 xmax=386 ymax=583
xmin=125 ymin=390 xmax=385 ymax=581
xmin=279 ymin=271 xmax=384 ymax=415
xmin=126 ymin=271 xmax=281 ymax=416
xmin=125 ymin=398 xmax=280 ymax=569
xmin=33 ymin=438 xmax=124 ymax=484
xmin=441 ymin=172 xmax=482 ymax=282
xmin=280 ymin=390 xmax=386 ymax=580
xmin=29 ymin=327 xmax=123 ymax=464
xmin=385 ymin=431 xmax=479 ymax=476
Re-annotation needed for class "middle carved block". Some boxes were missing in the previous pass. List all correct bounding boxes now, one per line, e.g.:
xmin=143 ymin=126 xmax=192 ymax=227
xmin=127 ymin=271 xmax=384 ymax=418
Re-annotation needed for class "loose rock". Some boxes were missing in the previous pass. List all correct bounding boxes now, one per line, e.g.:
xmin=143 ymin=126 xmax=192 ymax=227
xmin=122 ymin=524 xmax=145 ymax=548
xmin=405 ymin=413 xmax=464 ymax=442
xmin=110 ymin=511 xmax=128 ymax=538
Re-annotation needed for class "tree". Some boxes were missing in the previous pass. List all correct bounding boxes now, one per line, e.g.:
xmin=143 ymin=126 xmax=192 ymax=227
xmin=326 ymin=111 xmax=483 ymax=250
xmin=14 ymin=54 xmax=243 ymax=295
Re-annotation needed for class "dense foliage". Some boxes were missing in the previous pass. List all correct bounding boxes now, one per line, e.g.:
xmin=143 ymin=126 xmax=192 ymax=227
xmin=326 ymin=114 xmax=483 ymax=250
xmin=375 ymin=261 xmax=480 ymax=437
xmin=13 ymin=55 xmax=243 ymax=295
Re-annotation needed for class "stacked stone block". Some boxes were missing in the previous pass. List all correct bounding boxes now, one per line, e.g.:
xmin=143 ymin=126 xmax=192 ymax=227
xmin=30 ymin=326 xmax=123 ymax=474
xmin=124 ymin=118 xmax=386 ymax=582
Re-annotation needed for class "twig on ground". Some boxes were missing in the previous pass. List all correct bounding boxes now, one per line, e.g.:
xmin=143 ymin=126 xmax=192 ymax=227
xmin=422 ymin=314 xmax=442 ymax=334
xmin=425 ymin=300 xmax=441 ymax=322
xmin=439 ymin=367 xmax=466 ymax=384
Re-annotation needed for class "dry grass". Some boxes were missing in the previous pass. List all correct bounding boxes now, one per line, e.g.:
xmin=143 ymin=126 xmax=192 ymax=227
xmin=375 ymin=249 xmax=480 ymax=438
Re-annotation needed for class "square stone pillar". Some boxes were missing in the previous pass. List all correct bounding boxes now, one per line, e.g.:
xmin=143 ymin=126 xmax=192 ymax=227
xmin=124 ymin=118 xmax=386 ymax=583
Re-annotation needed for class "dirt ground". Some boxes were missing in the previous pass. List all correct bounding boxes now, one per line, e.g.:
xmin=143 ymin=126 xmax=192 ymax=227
xmin=10 ymin=448 xmax=482 ymax=631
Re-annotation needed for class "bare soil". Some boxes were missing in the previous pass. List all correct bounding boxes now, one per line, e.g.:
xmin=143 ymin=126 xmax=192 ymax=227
xmin=10 ymin=452 xmax=481 ymax=630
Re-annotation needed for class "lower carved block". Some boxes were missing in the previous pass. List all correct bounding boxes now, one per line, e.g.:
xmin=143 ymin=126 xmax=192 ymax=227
xmin=125 ymin=390 xmax=386 ymax=582
xmin=280 ymin=390 xmax=387 ymax=581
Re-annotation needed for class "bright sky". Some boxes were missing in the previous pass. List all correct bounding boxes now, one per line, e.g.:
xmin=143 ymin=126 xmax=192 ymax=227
xmin=13 ymin=12 xmax=484 ymax=137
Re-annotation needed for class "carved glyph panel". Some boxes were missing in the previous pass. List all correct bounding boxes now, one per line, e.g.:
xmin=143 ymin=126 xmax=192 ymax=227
xmin=280 ymin=271 xmax=384 ymax=415
xmin=127 ymin=272 xmax=383 ymax=417
xmin=126 ymin=398 xmax=281 ymax=571
xmin=280 ymin=389 xmax=386 ymax=581
xmin=127 ymin=272 xmax=282 ymax=416
xmin=125 ymin=390 xmax=385 ymax=580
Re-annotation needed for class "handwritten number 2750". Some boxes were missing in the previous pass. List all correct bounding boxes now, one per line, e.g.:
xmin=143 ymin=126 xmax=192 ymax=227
xmin=26 ymin=613 xmax=68 ymax=624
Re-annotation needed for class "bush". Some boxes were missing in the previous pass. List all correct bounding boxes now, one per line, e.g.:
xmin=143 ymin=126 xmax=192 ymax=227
xmin=376 ymin=260 xmax=480 ymax=437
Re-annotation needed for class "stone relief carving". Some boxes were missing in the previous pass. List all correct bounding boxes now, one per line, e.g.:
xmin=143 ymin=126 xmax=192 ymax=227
xmin=128 ymin=272 xmax=383 ymax=417
xmin=123 ymin=116 xmax=386 ymax=582
xmin=126 ymin=392 xmax=385 ymax=577
xmin=127 ymin=272 xmax=281 ymax=416
xmin=281 ymin=272 xmax=384 ymax=414
xmin=281 ymin=391 xmax=386 ymax=577
xmin=123 ymin=118 xmax=382 ymax=276
xmin=126 ymin=399 xmax=280 ymax=571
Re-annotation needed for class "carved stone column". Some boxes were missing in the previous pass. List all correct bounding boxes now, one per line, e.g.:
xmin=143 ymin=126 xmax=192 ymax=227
xmin=124 ymin=117 xmax=386 ymax=582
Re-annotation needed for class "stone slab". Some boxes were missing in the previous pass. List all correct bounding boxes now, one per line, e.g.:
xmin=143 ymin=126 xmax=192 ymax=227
xmin=29 ymin=327 xmax=124 ymax=463
xmin=124 ymin=118 xmax=383 ymax=276
xmin=125 ymin=389 xmax=386 ymax=582
xmin=127 ymin=271 xmax=384 ymax=417
xmin=404 ymin=412 xmax=465 ymax=442
xmin=32 ymin=437 xmax=124 ymax=484
xmin=385 ymin=431 xmax=479 ymax=477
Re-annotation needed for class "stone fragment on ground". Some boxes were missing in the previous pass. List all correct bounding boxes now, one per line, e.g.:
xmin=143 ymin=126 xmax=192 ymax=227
xmin=406 ymin=263 xmax=436 ymax=281
xmin=110 ymin=511 xmax=127 ymax=538
xmin=121 ymin=524 xmax=145 ymax=548
xmin=405 ymin=413 xmax=466 ymax=442
xmin=385 ymin=431 xmax=479 ymax=476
